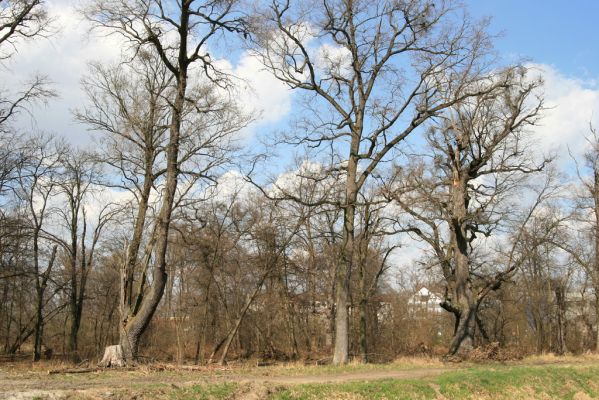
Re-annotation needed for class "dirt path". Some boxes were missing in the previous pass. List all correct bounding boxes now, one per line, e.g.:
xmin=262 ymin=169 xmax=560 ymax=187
xmin=234 ymin=367 xmax=452 ymax=385
xmin=0 ymin=366 xmax=453 ymax=398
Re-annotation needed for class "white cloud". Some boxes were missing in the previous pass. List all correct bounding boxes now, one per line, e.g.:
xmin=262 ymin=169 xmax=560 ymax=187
xmin=528 ymin=64 xmax=599 ymax=164
xmin=314 ymin=42 xmax=352 ymax=78
xmin=205 ymin=170 xmax=257 ymax=202
xmin=4 ymin=1 xmax=294 ymax=145
xmin=233 ymin=52 xmax=292 ymax=126
xmin=5 ymin=0 xmax=123 ymax=145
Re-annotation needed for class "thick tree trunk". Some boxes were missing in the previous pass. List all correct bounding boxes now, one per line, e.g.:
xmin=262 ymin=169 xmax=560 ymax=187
xmin=447 ymin=175 xmax=476 ymax=357
xmin=333 ymin=150 xmax=358 ymax=365
xmin=108 ymin=43 xmax=188 ymax=364
xmin=448 ymin=305 xmax=477 ymax=356
xmin=98 ymin=345 xmax=126 ymax=368
xmin=333 ymin=276 xmax=350 ymax=364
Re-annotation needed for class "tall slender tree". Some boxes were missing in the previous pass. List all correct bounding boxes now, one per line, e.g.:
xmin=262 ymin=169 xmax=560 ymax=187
xmin=83 ymin=0 xmax=249 ymax=363
xmin=251 ymin=0 xmax=506 ymax=363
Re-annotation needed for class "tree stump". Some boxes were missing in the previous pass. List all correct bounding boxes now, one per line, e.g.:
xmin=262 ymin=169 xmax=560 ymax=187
xmin=98 ymin=345 xmax=126 ymax=367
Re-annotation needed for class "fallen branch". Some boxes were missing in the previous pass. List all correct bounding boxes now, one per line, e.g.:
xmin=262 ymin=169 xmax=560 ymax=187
xmin=48 ymin=368 xmax=97 ymax=375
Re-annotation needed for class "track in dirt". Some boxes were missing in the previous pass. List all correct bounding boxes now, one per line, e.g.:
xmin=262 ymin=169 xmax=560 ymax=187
xmin=0 ymin=366 xmax=452 ymax=395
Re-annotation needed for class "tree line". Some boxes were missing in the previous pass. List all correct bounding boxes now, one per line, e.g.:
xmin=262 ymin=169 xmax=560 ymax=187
xmin=0 ymin=0 xmax=597 ymax=365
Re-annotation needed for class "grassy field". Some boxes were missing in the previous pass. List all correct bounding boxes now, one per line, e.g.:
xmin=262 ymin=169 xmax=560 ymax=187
xmin=2 ymin=356 xmax=599 ymax=399
xmin=267 ymin=364 xmax=599 ymax=400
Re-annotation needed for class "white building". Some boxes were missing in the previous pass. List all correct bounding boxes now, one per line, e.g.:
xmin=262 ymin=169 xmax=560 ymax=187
xmin=408 ymin=287 xmax=444 ymax=314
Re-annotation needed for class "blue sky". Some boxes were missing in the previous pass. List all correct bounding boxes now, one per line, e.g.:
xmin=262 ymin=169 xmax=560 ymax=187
xmin=7 ymin=0 xmax=599 ymax=162
xmin=467 ymin=0 xmax=599 ymax=78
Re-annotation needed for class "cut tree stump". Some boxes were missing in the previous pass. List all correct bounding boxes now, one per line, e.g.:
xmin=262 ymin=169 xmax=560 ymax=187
xmin=98 ymin=345 xmax=126 ymax=367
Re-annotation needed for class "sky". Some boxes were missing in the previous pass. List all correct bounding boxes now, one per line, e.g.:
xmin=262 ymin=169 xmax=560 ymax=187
xmin=5 ymin=0 xmax=599 ymax=163
xmin=465 ymin=0 xmax=599 ymax=165
xmin=3 ymin=0 xmax=598 ymax=277
xmin=467 ymin=0 xmax=599 ymax=78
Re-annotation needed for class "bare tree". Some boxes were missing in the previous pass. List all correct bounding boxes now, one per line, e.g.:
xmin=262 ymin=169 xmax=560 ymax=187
xmin=0 ymin=0 xmax=54 ymax=132
xmin=0 ymin=0 xmax=51 ymax=59
xmin=385 ymin=70 xmax=555 ymax=356
xmin=250 ymin=0 xmax=506 ymax=364
xmin=40 ymin=150 xmax=116 ymax=360
xmin=83 ymin=0 xmax=249 ymax=363
xmin=559 ymin=124 xmax=599 ymax=352
xmin=13 ymin=135 xmax=65 ymax=361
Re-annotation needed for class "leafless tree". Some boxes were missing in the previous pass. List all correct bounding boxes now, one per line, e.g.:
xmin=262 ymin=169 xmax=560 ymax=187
xmin=558 ymin=124 xmax=599 ymax=352
xmin=0 ymin=0 xmax=55 ymax=132
xmin=250 ymin=0 xmax=508 ymax=363
xmin=0 ymin=0 xmax=52 ymax=59
xmin=12 ymin=135 xmax=65 ymax=361
xmin=385 ymin=70 xmax=556 ymax=356
xmin=40 ymin=150 xmax=117 ymax=360
xmin=82 ymin=0 xmax=249 ymax=363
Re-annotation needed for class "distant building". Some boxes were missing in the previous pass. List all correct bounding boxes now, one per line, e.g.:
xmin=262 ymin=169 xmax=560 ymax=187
xmin=408 ymin=287 xmax=444 ymax=314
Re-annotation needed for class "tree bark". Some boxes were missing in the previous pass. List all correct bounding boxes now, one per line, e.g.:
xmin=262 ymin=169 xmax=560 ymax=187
xmin=593 ymin=165 xmax=599 ymax=352
xmin=98 ymin=344 xmax=126 ymax=368
xmin=333 ymin=136 xmax=359 ymax=365
xmin=33 ymin=245 xmax=57 ymax=362
xmin=447 ymin=174 xmax=476 ymax=357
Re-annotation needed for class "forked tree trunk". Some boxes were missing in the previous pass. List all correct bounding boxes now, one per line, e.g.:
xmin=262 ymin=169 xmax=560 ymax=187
xmin=447 ymin=175 xmax=477 ymax=358
xmin=448 ymin=305 xmax=477 ymax=356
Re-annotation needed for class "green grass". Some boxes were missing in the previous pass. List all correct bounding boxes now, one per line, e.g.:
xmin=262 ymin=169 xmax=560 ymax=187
xmin=270 ymin=365 xmax=599 ymax=399
xmin=6 ymin=357 xmax=599 ymax=399
xmin=233 ymin=356 xmax=445 ymax=377
xmin=168 ymin=382 xmax=238 ymax=400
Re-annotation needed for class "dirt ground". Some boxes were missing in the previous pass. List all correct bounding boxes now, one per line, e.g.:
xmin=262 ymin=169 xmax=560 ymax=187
xmin=1 ymin=355 xmax=598 ymax=399
xmin=0 ymin=363 xmax=451 ymax=399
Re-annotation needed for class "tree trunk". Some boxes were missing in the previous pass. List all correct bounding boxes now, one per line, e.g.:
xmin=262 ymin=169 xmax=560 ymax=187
xmin=593 ymin=157 xmax=599 ymax=352
xmin=333 ymin=149 xmax=358 ymax=365
xmin=447 ymin=175 xmax=476 ymax=357
xmin=358 ymin=298 xmax=368 ymax=363
xmin=194 ymin=284 xmax=212 ymax=364
xmin=448 ymin=305 xmax=477 ymax=356
xmin=98 ymin=345 xmax=126 ymax=368
xmin=333 ymin=272 xmax=350 ymax=364
xmin=32 ymin=290 xmax=43 ymax=362
xmin=216 ymin=272 xmax=267 ymax=365
xmin=32 ymin=245 xmax=57 ymax=362
xmin=118 ymin=324 xmax=138 ymax=361
xmin=595 ymin=294 xmax=599 ymax=352
xmin=554 ymin=282 xmax=568 ymax=355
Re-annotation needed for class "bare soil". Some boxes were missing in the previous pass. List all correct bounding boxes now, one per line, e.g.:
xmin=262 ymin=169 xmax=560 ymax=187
xmin=2 ymin=355 xmax=598 ymax=399
xmin=0 ymin=364 xmax=452 ymax=399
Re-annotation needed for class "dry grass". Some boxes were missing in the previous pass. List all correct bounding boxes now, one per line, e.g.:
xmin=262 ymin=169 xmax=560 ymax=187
xmin=521 ymin=352 xmax=599 ymax=365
